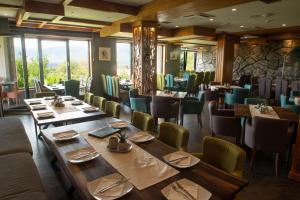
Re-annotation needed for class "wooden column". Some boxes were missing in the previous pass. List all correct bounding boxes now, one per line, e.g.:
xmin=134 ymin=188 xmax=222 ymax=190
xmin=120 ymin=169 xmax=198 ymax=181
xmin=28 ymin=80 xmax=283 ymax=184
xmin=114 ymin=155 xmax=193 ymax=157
xmin=215 ymin=34 xmax=236 ymax=84
xmin=289 ymin=117 xmax=300 ymax=182
xmin=132 ymin=21 xmax=157 ymax=95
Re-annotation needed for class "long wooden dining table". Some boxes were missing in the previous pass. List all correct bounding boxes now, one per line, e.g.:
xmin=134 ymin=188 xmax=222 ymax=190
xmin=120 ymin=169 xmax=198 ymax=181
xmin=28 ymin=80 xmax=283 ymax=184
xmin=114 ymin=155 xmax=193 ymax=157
xmin=42 ymin=117 xmax=248 ymax=200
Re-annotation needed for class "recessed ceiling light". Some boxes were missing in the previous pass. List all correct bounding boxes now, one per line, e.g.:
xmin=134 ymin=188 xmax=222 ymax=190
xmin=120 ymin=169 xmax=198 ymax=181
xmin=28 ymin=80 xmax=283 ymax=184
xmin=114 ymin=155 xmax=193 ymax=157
xmin=232 ymin=8 xmax=237 ymax=12
xmin=282 ymin=23 xmax=286 ymax=27
xmin=240 ymin=25 xmax=244 ymax=28
xmin=175 ymin=25 xmax=179 ymax=28
xmin=209 ymin=18 xmax=214 ymax=21
xmin=4 ymin=13 xmax=8 ymax=16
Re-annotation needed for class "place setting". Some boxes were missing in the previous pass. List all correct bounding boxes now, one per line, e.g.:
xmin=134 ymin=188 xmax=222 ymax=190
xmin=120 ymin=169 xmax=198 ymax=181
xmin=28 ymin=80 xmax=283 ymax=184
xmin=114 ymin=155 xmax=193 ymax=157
xmin=52 ymin=130 xmax=80 ymax=141
xmin=65 ymin=146 xmax=100 ymax=164
xmin=87 ymin=173 xmax=133 ymax=200
xmin=31 ymin=104 xmax=47 ymax=111
xmin=163 ymin=151 xmax=200 ymax=169
xmin=161 ymin=178 xmax=212 ymax=200
xmin=71 ymin=100 xmax=83 ymax=105
xmin=27 ymin=99 xmax=42 ymax=105
xmin=63 ymin=96 xmax=75 ymax=101
xmin=82 ymin=106 xmax=99 ymax=113
xmin=109 ymin=121 xmax=130 ymax=129
xmin=128 ymin=131 xmax=155 ymax=143
xmin=36 ymin=111 xmax=55 ymax=119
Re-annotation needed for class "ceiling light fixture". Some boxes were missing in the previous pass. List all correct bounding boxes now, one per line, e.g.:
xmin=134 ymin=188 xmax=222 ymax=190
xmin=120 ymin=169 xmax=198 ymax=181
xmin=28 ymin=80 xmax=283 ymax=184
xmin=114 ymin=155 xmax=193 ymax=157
xmin=175 ymin=25 xmax=179 ymax=28
xmin=4 ymin=13 xmax=8 ymax=16
xmin=209 ymin=18 xmax=214 ymax=21
xmin=282 ymin=23 xmax=286 ymax=27
xmin=232 ymin=8 xmax=237 ymax=12
xmin=240 ymin=25 xmax=244 ymax=28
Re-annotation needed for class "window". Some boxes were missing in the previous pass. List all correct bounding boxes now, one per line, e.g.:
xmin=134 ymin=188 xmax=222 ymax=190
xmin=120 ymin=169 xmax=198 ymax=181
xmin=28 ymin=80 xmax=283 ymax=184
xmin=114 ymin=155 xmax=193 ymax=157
xmin=42 ymin=40 xmax=67 ymax=85
xmin=186 ymin=51 xmax=196 ymax=71
xmin=13 ymin=38 xmax=23 ymax=88
xmin=156 ymin=45 xmax=164 ymax=74
xmin=69 ymin=40 xmax=90 ymax=80
xmin=25 ymin=38 xmax=39 ymax=87
xmin=116 ymin=42 xmax=131 ymax=80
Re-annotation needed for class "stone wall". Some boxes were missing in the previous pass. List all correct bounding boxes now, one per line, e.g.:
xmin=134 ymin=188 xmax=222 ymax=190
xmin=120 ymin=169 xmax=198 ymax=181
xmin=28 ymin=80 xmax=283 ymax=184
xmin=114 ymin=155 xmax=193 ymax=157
xmin=233 ymin=40 xmax=300 ymax=81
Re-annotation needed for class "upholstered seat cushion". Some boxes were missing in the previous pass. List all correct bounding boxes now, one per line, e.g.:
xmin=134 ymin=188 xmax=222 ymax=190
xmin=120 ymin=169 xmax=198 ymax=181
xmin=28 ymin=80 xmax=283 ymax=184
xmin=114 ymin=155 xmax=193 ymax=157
xmin=0 ymin=117 xmax=32 ymax=155
xmin=0 ymin=153 xmax=46 ymax=199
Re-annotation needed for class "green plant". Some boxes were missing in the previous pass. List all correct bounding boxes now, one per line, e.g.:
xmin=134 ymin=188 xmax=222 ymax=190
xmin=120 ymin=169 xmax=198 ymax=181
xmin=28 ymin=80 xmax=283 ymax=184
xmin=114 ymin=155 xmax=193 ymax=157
xmin=117 ymin=132 xmax=127 ymax=143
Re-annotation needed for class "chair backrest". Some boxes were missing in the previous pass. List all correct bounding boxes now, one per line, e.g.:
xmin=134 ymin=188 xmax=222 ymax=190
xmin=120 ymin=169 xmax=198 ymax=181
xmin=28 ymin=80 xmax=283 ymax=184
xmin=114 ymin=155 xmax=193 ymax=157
xmin=33 ymin=78 xmax=42 ymax=93
xmin=290 ymin=90 xmax=300 ymax=98
xmin=65 ymin=80 xmax=80 ymax=98
xmin=93 ymin=96 xmax=106 ymax=111
xmin=106 ymin=75 xmax=113 ymax=96
xmin=258 ymin=77 xmax=272 ymax=98
xmin=85 ymin=77 xmax=93 ymax=93
xmin=198 ymin=72 xmax=204 ymax=83
xmin=203 ymin=71 xmax=210 ymax=84
xmin=183 ymin=72 xmax=190 ymax=80
xmin=129 ymin=88 xmax=139 ymax=98
xmin=105 ymin=101 xmax=120 ymax=118
xmin=34 ymin=92 xmax=56 ymax=98
xmin=280 ymin=95 xmax=294 ymax=107
xmin=284 ymin=105 xmax=300 ymax=115
xmin=209 ymin=71 xmax=215 ymax=82
xmin=239 ymin=75 xmax=252 ymax=87
xmin=112 ymin=76 xmax=120 ymax=98
xmin=100 ymin=74 xmax=107 ymax=95
xmin=157 ymin=74 xmax=165 ymax=91
xmin=275 ymin=79 xmax=288 ymax=103
xmin=186 ymin=74 xmax=196 ymax=93
xmin=132 ymin=111 xmax=154 ymax=132
xmin=291 ymin=81 xmax=300 ymax=91
xmin=201 ymin=136 xmax=246 ymax=178
xmin=244 ymin=98 xmax=267 ymax=105
xmin=243 ymin=84 xmax=252 ymax=90
xmin=158 ymin=122 xmax=189 ymax=151
xmin=165 ymin=74 xmax=174 ymax=88
xmin=151 ymin=96 xmax=179 ymax=118
xmin=246 ymin=116 xmax=289 ymax=152
xmin=232 ymin=88 xmax=249 ymax=104
xmin=130 ymin=97 xmax=147 ymax=113
xmin=84 ymin=92 xmax=94 ymax=104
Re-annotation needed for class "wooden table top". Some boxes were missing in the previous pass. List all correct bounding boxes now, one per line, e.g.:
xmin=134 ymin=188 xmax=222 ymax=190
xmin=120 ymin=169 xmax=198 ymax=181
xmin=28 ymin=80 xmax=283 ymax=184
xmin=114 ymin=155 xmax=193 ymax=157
xmin=209 ymin=85 xmax=242 ymax=91
xmin=155 ymin=91 xmax=187 ymax=99
xmin=45 ymin=84 xmax=65 ymax=91
xmin=234 ymin=104 xmax=298 ymax=122
xmin=24 ymin=97 xmax=106 ymax=125
xmin=42 ymin=118 xmax=248 ymax=200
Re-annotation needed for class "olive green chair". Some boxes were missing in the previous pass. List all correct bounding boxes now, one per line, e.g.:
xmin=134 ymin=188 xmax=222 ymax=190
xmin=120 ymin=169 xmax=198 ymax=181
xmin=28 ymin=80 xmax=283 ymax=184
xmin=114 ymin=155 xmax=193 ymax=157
xmin=157 ymin=74 xmax=165 ymax=91
xmin=158 ymin=122 xmax=189 ymax=151
xmin=34 ymin=92 xmax=56 ymax=98
xmin=100 ymin=74 xmax=107 ymax=95
xmin=105 ymin=101 xmax=121 ymax=118
xmin=132 ymin=111 xmax=154 ymax=132
xmin=93 ymin=96 xmax=106 ymax=111
xmin=84 ymin=92 xmax=94 ymax=105
xmin=112 ymin=76 xmax=120 ymax=99
xmin=194 ymin=136 xmax=246 ymax=178
xmin=65 ymin=80 xmax=80 ymax=98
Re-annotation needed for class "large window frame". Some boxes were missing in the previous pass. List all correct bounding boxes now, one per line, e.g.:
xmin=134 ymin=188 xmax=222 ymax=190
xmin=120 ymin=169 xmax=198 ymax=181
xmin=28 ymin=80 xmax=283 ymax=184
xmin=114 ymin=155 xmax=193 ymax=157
xmin=116 ymin=41 xmax=132 ymax=80
xmin=157 ymin=44 xmax=165 ymax=74
xmin=13 ymin=36 xmax=91 ymax=94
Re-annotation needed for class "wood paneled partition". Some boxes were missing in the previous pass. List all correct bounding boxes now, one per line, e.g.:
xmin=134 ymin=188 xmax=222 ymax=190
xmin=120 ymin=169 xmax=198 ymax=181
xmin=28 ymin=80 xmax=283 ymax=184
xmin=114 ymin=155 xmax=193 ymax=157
xmin=132 ymin=21 xmax=157 ymax=95
xmin=215 ymin=34 xmax=237 ymax=84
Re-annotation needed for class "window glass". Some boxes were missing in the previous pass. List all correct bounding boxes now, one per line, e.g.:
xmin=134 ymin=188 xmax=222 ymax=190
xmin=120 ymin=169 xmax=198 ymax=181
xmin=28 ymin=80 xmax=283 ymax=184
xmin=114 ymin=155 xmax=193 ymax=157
xmin=186 ymin=51 xmax=195 ymax=71
xmin=13 ymin=37 xmax=23 ymax=88
xmin=116 ymin=42 xmax=131 ymax=80
xmin=157 ymin=45 xmax=163 ymax=74
xmin=25 ymin=38 xmax=39 ymax=87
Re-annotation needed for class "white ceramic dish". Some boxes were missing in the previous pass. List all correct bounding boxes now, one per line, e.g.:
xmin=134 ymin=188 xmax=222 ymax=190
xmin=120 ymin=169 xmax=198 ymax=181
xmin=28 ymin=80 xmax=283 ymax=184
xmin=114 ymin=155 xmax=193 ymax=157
xmin=163 ymin=151 xmax=200 ymax=169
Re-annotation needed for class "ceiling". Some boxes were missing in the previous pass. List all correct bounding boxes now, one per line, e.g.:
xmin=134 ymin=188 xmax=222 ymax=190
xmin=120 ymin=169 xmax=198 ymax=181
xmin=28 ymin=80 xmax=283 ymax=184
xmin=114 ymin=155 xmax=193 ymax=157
xmin=0 ymin=0 xmax=299 ymax=47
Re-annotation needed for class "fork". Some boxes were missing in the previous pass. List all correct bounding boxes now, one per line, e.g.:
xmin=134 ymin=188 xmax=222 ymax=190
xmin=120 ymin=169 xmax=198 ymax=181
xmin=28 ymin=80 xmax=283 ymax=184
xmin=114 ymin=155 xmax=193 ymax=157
xmin=94 ymin=177 xmax=129 ymax=194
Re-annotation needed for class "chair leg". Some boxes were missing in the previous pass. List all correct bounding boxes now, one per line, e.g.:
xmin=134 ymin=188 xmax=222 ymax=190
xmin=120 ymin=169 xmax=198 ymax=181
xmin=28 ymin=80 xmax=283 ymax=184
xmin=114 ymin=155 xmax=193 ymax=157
xmin=180 ymin=114 xmax=184 ymax=126
xmin=250 ymin=149 xmax=257 ymax=173
xmin=275 ymin=153 xmax=281 ymax=177
xmin=211 ymin=131 xmax=215 ymax=137
xmin=197 ymin=114 xmax=202 ymax=128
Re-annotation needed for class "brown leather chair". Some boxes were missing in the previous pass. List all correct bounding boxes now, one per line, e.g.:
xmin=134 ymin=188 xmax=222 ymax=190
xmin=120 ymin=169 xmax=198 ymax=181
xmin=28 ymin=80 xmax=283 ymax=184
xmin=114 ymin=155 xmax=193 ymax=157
xmin=244 ymin=116 xmax=290 ymax=176
xmin=258 ymin=77 xmax=272 ymax=100
xmin=291 ymin=80 xmax=300 ymax=91
xmin=208 ymin=101 xmax=242 ymax=145
xmin=275 ymin=79 xmax=288 ymax=105
xmin=150 ymin=96 xmax=179 ymax=125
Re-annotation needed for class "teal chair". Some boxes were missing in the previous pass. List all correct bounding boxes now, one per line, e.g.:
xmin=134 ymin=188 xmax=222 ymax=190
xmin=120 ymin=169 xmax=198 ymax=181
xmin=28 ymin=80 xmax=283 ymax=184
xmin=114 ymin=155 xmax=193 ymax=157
xmin=224 ymin=88 xmax=249 ymax=106
xmin=106 ymin=75 xmax=113 ymax=96
xmin=289 ymin=90 xmax=300 ymax=102
xmin=183 ymin=72 xmax=190 ymax=80
xmin=130 ymin=98 xmax=147 ymax=113
xmin=165 ymin=74 xmax=174 ymax=89
xmin=244 ymin=84 xmax=252 ymax=90
xmin=280 ymin=95 xmax=295 ymax=107
xmin=180 ymin=91 xmax=205 ymax=127
xmin=244 ymin=98 xmax=267 ymax=105
xmin=284 ymin=105 xmax=300 ymax=115
xmin=65 ymin=80 xmax=80 ymax=98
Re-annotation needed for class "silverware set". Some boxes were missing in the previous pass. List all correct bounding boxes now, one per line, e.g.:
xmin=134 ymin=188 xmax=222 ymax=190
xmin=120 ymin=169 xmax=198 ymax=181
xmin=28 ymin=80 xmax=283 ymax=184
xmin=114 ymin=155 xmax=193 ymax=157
xmin=72 ymin=150 xmax=98 ymax=160
xmin=94 ymin=177 xmax=129 ymax=195
xmin=172 ymin=181 xmax=196 ymax=200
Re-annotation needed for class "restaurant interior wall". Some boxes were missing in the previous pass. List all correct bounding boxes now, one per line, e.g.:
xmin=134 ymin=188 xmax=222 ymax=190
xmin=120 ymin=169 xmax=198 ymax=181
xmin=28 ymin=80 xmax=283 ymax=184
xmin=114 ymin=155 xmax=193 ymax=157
xmin=233 ymin=39 xmax=300 ymax=81
xmin=0 ymin=37 xmax=13 ymax=80
xmin=165 ymin=44 xmax=181 ymax=75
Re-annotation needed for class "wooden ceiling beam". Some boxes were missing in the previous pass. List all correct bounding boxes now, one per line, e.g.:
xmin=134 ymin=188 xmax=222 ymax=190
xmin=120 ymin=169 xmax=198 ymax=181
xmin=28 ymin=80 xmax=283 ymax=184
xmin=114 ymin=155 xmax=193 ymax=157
xmin=38 ymin=21 xmax=47 ymax=29
xmin=0 ymin=3 xmax=22 ymax=9
xmin=60 ymin=17 xmax=112 ymax=26
xmin=16 ymin=9 xmax=30 ymax=27
xmin=61 ymin=0 xmax=73 ymax=6
xmin=24 ymin=0 xmax=64 ymax=16
xmin=68 ymin=0 xmax=139 ymax=15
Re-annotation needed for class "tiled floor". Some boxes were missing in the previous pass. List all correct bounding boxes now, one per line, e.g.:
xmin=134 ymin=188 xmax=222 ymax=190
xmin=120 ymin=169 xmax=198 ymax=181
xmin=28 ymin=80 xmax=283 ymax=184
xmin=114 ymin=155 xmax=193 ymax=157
xmin=6 ymin=102 xmax=300 ymax=200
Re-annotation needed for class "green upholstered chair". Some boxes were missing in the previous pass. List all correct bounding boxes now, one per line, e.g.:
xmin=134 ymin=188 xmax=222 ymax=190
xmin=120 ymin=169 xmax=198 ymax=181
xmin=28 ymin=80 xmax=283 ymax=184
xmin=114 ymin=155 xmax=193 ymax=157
xmin=129 ymin=88 xmax=139 ymax=98
xmin=184 ymin=74 xmax=196 ymax=95
xmin=34 ymin=92 xmax=56 ymax=98
xmin=244 ymin=98 xmax=267 ymax=105
xmin=243 ymin=84 xmax=252 ymax=90
xmin=280 ymin=95 xmax=294 ymax=107
xmin=132 ymin=111 xmax=154 ymax=132
xmin=93 ymin=96 xmax=106 ymax=111
xmin=84 ymin=92 xmax=94 ymax=105
xmin=157 ymin=74 xmax=165 ymax=91
xmin=198 ymin=72 xmax=204 ymax=84
xmin=224 ymin=88 xmax=249 ymax=106
xmin=180 ymin=91 xmax=205 ymax=127
xmin=194 ymin=136 xmax=246 ymax=178
xmin=105 ymin=101 xmax=121 ymax=118
xmin=100 ymin=74 xmax=107 ymax=95
xmin=158 ymin=122 xmax=189 ymax=151
xmin=64 ymin=80 xmax=80 ymax=98
xmin=112 ymin=76 xmax=120 ymax=98
xmin=203 ymin=71 xmax=210 ymax=85
xmin=209 ymin=71 xmax=215 ymax=82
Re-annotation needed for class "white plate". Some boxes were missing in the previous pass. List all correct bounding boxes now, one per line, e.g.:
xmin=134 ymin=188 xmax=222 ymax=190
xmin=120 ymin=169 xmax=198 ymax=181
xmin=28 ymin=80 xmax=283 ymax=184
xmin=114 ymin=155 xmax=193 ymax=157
xmin=31 ymin=104 xmax=47 ymax=110
xmin=128 ymin=131 xmax=155 ymax=143
xmin=163 ymin=151 xmax=200 ymax=169
xmin=87 ymin=173 xmax=133 ymax=200
xmin=36 ymin=111 xmax=55 ymax=119
xmin=66 ymin=147 xmax=99 ymax=164
xmin=63 ymin=96 xmax=74 ymax=101
xmin=28 ymin=100 xmax=42 ymax=105
xmin=82 ymin=107 xmax=99 ymax=112
xmin=71 ymin=100 xmax=83 ymax=105
xmin=161 ymin=178 xmax=211 ymax=200
xmin=109 ymin=121 xmax=129 ymax=129
xmin=53 ymin=130 xmax=80 ymax=141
